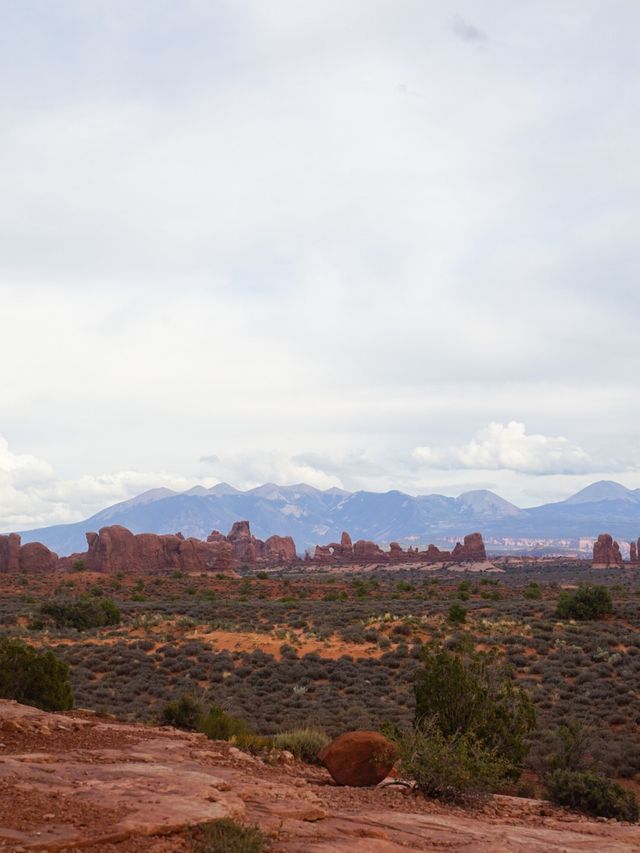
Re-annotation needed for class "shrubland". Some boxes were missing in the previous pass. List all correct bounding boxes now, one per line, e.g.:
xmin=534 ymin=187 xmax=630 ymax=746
xmin=1 ymin=561 xmax=640 ymax=817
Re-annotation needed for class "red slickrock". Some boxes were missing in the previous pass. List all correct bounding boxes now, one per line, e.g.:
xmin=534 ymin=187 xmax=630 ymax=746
xmin=318 ymin=731 xmax=397 ymax=787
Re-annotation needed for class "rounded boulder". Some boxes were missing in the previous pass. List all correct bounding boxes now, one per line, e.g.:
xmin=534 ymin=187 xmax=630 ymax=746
xmin=318 ymin=730 xmax=396 ymax=786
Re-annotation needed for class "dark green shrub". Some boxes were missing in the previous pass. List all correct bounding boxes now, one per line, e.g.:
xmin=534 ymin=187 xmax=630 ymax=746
xmin=447 ymin=604 xmax=467 ymax=625
xmin=414 ymin=644 xmax=535 ymax=776
xmin=545 ymin=770 xmax=639 ymax=822
xmin=556 ymin=585 xmax=612 ymax=620
xmin=524 ymin=582 xmax=542 ymax=600
xmin=189 ymin=818 xmax=267 ymax=852
xmin=198 ymin=705 xmax=250 ymax=741
xmin=395 ymin=719 xmax=509 ymax=802
xmin=547 ymin=720 xmax=593 ymax=772
xmin=34 ymin=596 xmax=121 ymax=630
xmin=161 ymin=694 xmax=203 ymax=730
xmin=0 ymin=637 xmax=74 ymax=711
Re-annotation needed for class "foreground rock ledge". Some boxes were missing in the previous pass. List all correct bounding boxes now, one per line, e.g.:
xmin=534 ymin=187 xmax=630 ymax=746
xmin=0 ymin=701 xmax=638 ymax=851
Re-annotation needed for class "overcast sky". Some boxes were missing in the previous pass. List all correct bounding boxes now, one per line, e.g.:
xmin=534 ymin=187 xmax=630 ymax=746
xmin=1 ymin=1 xmax=639 ymax=530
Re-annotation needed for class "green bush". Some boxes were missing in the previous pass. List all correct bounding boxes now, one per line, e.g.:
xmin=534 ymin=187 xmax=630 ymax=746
xmin=447 ymin=604 xmax=467 ymax=625
xmin=414 ymin=644 xmax=535 ymax=777
xmin=34 ymin=596 xmax=121 ymax=630
xmin=395 ymin=719 xmax=509 ymax=802
xmin=161 ymin=695 xmax=250 ymax=743
xmin=545 ymin=769 xmax=639 ymax=822
xmin=524 ymin=582 xmax=542 ymax=600
xmin=161 ymin=694 xmax=203 ymax=731
xmin=198 ymin=705 xmax=250 ymax=741
xmin=547 ymin=720 xmax=592 ymax=772
xmin=273 ymin=727 xmax=329 ymax=763
xmin=0 ymin=637 xmax=74 ymax=711
xmin=189 ymin=818 xmax=268 ymax=852
xmin=556 ymin=585 xmax=612 ymax=620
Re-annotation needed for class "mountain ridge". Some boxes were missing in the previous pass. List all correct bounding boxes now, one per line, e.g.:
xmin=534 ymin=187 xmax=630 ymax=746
xmin=12 ymin=479 xmax=640 ymax=557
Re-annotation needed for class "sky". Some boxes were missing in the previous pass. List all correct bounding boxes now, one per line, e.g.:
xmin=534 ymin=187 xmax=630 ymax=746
xmin=1 ymin=0 xmax=639 ymax=530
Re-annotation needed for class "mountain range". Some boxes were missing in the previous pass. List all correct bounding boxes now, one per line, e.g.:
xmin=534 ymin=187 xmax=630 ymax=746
xmin=14 ymin=479 xmax=640 ymax=557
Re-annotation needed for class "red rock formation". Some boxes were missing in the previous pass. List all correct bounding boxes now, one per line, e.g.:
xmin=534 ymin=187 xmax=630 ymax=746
xmin=631 ymin=542 xmax=638 ymax=563
xmin=313 ymin=533 xmax=358 ymax=563
xmin=340 ymin=531 xmax=353 ymax=557
xmin=592 ymin=533 xmax=623 ymax=568
xmin=227 ymin=520 xmax=262 ymax=563
xmin=176 ymin=537 xmax=234 ymax=573
xmin=310 ymin=531 xmax=487 ymax=565
xmin=424 ymin=544 xmax=450 ymax=561
xmin=352 ymin=540 xmax=386 ymax=562
xmin=313 ymin=544 xmax=333 ymax=563
xmin=84 ymin=525 xmax=234 ymax=574
xmin=0 ymin=534 xmax=58 ymax=573
xmin=0 ymin=533 xmax=21 ymax=573
xmin=318 ymin=731 xmax=396 ymax=787
xmin=451 ymin=532 xmax=487 ymax=562
xmin=263 ymin=535 xmax=296 ymax=563
xmin=19 ymin=542 xmax=58 ymax=573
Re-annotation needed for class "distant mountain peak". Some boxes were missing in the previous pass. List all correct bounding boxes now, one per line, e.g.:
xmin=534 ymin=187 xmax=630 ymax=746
xmin=457 ymin=490 xmax=525 ymax=518
xmin=206 ymin=482 xmax=242 ymax=496
xmin=564 ymin=480 xmax=634 ymax=505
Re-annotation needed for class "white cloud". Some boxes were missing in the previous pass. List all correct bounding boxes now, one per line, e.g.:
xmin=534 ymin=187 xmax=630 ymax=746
xmin=0 ymin=435 xmax=218 ymax=530
xmin=200 ymin=450 xmax=343 ymax=492
xmin=413 ymin=421 xmax=595 ymax=475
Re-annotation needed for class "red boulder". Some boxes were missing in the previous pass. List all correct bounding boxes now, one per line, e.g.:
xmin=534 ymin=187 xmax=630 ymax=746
xmin=318 ymin=731 xmax=396 ymax=787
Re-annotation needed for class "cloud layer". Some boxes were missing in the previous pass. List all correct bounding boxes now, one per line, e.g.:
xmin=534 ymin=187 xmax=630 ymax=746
xmin=413 ymin=422 xmax=594 ymax=475
xmin=0 ymin=2 xmax=639 ymax=524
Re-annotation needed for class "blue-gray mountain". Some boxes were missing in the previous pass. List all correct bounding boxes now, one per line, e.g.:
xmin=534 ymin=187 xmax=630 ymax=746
xmin=13 ymin=480 xmax=640 ymax=557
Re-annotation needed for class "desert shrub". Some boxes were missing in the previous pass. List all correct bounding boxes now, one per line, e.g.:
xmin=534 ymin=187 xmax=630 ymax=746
xmin=198 ymin=705 xmax=250 ymax=741
xmin=545 ymin=770 xmax=639 ymax=822
xmin=414 ymin=644 xmax=535 ymax=776
xmin=34 ymin=596 xmax=121 ymax=630
xmin=160 ymin=694 xmax=203 ymax=730
xmin=395 ymin=719 xmax=509 ymax=802
xmin=0 ymin=637 xmax=74 ymax=711
xmin=272 ymin=727 xmax=329 ymax=763
xmin=447 ymin=604 xmax=466 ymax=625
xmin=189 ymin=818 xmax=267 ymax=852
xmin=556 ymin=586 xmax=612 ymax=621
xmin=545 ymin=720 xmax=595 ymax=773
xmin=524 ymin=582 xmax=542 ymax=600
